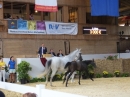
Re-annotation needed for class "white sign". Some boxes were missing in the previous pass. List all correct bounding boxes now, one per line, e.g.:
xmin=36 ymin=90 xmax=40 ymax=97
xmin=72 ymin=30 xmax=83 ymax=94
xmin=45 ymin=21 xmax=78 ymax=35
xmin=8 ymin=29 xmax=46 ymax=34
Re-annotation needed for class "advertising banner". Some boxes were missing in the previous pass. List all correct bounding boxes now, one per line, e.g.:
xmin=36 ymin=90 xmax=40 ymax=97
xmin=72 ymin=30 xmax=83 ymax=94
xmin=45 ymin=21 xmax=78 ymax=35
xmin=8 ymin=20 xmax=46 ymax=34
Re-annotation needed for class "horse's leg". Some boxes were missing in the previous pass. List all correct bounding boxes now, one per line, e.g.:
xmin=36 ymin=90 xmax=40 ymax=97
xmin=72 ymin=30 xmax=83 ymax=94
xmin=50 ymin=70 xmax=57 ymax=87
xmin=71 ymin=72 xmax=75 ymax=83
xmin=89 ymin=73 xmax=94 ymax=81
xmin=63 ymin=71 xmax=70 ymax=84
xmin=45 ymin=70 xmax=51 ymax=86
xmin=78 ymin=71 xmax=81 ymax=85
xmin=66 ymin=72 xmax=73 ymax=87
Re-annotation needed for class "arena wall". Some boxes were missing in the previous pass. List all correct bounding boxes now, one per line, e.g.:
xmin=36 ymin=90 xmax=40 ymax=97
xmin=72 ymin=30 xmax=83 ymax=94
xmin=94 ymin=59 xmax=130 ymax=74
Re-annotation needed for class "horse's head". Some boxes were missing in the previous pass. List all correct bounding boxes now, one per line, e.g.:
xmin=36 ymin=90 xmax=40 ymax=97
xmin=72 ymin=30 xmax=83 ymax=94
xmin=68 ymin=48 xmax=81 ymax=61
xmin=74 ymin=49 xmax=82 ymax=61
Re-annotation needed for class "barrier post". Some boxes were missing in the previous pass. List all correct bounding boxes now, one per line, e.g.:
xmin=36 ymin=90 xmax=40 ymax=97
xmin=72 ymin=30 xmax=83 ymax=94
xmin=36 ymin=84 xmax=45 ymax=97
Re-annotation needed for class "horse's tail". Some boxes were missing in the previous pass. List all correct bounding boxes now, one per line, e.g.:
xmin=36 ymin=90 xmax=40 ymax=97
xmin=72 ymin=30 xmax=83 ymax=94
xmin=37 ymin=59 xmax=52 ymax=78
xmin=64 ymin=62 xmax=71 ymax=69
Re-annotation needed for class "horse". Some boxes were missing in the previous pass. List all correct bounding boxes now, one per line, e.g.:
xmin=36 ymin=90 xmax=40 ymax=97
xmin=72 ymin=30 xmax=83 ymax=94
xmin=63 ymin=60 xmax=96 ymax=87
xmin=38 ymin=48 xmax=81 ymax=86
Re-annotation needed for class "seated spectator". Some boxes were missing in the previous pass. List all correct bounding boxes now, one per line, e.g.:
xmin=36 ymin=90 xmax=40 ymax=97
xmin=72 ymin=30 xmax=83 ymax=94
xmin=48 ymin=49 xmax=56 ymax=57
xmin=0 ymin=91 xmax=5 ymax=97
xmin=125 ymin=48 xmax=130 ymax=53
xmin=23 ymin=92 xmax=37 ymax=97
xmin=57 ymin=50 xmax=64 ymax=57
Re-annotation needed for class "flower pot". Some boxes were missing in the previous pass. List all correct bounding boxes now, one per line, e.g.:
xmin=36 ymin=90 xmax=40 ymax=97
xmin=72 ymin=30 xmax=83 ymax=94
xmin=20 ymin=79 xmax=26 ymax=84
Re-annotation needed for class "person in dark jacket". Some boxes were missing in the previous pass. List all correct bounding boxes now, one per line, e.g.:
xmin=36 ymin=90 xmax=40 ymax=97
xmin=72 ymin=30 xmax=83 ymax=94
xmin=38 ymin=43 xmax=47 ymax=58
xmin=57 ymin=50 xmax=64 ymax=57
xmin=48 ymin=49 xmax=56 ymax=57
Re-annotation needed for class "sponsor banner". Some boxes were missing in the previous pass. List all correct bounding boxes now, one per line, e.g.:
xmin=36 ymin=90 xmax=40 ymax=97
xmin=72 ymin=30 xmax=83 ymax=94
xmin=45 ymin=21 xmax=78 ymax=35
xmin=8 ymin=20 xmax=46 ymax=34
xmin=17 ymin=20 xmax=28 ymax=30
xmin=8 ymin=20 xmax=17 ymax=29
xmin=8 ymin=29 xmax=46 ymax=34
xmin=36 ymin=21 xmax=46 ymax=30
xmin=35 ymin=0 xmax=58 ymax=12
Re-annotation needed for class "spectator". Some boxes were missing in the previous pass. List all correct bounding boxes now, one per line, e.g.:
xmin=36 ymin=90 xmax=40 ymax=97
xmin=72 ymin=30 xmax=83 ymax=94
xmin=16 ymin=16 xmax=19 ymax=19
xmin=29 ymin=13 xmax=34 ymax=20
xmin=57 ymin=50 xmax=64 ymax=57
xmin=125 ymin=48 xmax=130 ymax=53
xmin=38 ymin=43 xmax=47 ymax=58
xmin=23 ymin=92 xmax=37 ymax=97
xmin=0 ymin=57 xmax=6 ymax=82
xmin=48 ymin=49 xmax=56 ymax=57
xmin=0 ymin=91 xmax=5 ymax=97
xmin=8 ymin=56 xmax=16 ymax=83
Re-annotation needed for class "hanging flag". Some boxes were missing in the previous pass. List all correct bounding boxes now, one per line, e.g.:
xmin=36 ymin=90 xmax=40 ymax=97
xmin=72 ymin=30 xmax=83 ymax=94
xmin=90 ymin=0 xmax=119 ymax=17
xmin=35 ymin=0 xmax=58 ymax=12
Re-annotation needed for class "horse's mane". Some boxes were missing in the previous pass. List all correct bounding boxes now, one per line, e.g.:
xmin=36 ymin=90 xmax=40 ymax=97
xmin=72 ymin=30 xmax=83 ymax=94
xmin=68 ymin=49 xmax=78 ymax=55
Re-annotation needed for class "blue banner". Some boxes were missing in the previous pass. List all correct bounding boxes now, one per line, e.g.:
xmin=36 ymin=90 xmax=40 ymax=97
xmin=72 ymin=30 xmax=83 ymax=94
xmin=8 ymin=20 xmax=17 ymax=29
xmin=90 ymin=0 xmax=119 ymax=17
xmin=17 ymin=20 xmax=28 ymax=30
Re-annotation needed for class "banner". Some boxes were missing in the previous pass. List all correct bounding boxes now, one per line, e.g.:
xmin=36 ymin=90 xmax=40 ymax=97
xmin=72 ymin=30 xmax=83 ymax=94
xmin=35 ymin=0 xmax=58 ymax=12
xmin=8 ymin=20 xmax=46 ymax=34
xmin=45 ymin=21 xmax=78 ymax=35
xmin=8 ymin=20 xmax=78 ymax=35
xmin=90 ymin=0 xmax=119 ymax=17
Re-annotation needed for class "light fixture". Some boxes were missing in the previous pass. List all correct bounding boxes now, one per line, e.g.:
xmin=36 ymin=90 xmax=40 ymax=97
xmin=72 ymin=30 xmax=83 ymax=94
xmin=35 ymin=10 xmax=38 ymax=13
xmin=125 ymin=37 xmax=128 ymax=39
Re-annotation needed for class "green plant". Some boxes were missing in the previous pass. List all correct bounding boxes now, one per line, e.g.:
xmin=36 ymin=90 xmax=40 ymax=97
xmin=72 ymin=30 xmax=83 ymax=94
xmin=16 ymin=61 xmax=32 ymax=81
xmin=114 ymin=70 xmax=120 ymax=77
xmin=30 ymin=78 xmax=46 ymax=83
xmin=105 ymin=55 xmax=118 ymax=60
xmin=107 ymin=73 xmax=114 ymax=77
xmin=95 ymin=74 xmax=102 ymax=78
xmin=121 ymin=73 xmax=129 ymax=77
xmin=103 ymin=71 xmax=109 ymax=77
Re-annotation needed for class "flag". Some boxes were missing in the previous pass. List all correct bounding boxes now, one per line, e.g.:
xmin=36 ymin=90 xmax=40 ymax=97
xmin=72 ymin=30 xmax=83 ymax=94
xmin=35 ymin=0 xmax=58 ymax=12
xmin=90 ymin=0 xmax=119 ymax=17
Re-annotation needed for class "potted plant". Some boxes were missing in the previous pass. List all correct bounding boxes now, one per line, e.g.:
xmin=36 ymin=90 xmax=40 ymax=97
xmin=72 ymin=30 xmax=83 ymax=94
xmin=103 ymin=71 xmax=108 ymax=78
xmin=16 ymin=61 xmax=32 ymax=84
xmin=114 ymin=70 xmax=120 ymax=77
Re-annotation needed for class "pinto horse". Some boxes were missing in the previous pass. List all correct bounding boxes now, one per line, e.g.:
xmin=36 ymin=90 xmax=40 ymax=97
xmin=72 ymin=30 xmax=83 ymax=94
xmin=63 ymin=60 xmax=96 ymax=87
xmin=38 ymin=49 xmax=81 ymax=86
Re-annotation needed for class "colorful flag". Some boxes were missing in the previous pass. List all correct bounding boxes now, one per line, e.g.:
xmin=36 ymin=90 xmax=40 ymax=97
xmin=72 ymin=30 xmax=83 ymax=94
xmin=35 ymin=0 xmax=58 ymax=12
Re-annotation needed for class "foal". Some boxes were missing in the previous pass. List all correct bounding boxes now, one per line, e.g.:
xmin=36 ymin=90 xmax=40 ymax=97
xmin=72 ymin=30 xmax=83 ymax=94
xmin=63 ymin=60 xmax=96 ymax=87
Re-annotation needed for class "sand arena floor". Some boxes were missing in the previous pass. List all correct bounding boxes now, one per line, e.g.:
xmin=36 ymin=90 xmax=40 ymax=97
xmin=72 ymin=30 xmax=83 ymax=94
xmin=1 ymin=77 xmax=130 ymax=97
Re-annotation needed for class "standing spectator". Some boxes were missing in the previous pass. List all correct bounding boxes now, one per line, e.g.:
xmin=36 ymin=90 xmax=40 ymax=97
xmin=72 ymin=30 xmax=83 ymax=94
xmin=29 ymin=13 xmax=34 ymax=20
xmin=48 ymin=49 xmax=56 ymax=57
xmin=57 ymin=50 xmax=64 ymax=57
xmin=8 ymin=56 xmax=16 ymax=83
xmin=0 ymin=91 xmax=5 ymax=97
xmin=0 ymin=57 xmax=6 ymax=82
xmin=38 ymin=43 xmax=47 ymax=58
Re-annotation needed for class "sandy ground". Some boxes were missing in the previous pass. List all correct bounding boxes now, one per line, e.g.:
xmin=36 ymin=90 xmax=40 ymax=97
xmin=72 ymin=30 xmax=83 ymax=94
xmin=1 ymin=77 xmax=130 ymax=97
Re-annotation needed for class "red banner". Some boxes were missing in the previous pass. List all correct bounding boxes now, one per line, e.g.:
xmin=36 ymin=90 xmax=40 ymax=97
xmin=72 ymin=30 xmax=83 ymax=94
xmin=35 ymin=0 xmax=58 ymax=12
